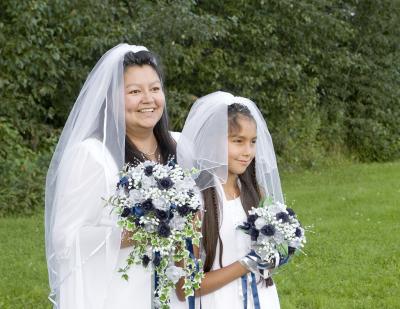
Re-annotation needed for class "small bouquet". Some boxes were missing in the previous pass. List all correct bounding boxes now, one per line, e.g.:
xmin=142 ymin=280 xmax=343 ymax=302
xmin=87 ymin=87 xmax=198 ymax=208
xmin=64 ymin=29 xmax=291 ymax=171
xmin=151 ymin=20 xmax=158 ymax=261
xmin=238 ymin=198 xmax=306 ymax=275
xmin=107 ymin=159 xmax=203 ymax=309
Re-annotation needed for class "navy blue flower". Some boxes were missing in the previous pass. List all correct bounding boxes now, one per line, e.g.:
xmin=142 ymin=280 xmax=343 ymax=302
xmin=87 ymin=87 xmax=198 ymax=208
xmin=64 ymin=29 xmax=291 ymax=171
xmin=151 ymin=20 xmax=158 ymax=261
xmin=278 ymin=253 xmax=290 ymax=266
xmin=260 ymin=224 xmax=275 ymax=236
xmin=295 ymin=227 xmax=302 ymax=237
xmin=170 ymin=203 xmax=177 ymax=210
xmin=158 ymin=177 xmax=174 ymax=190
xmin=141 ymin=199 xmax=154 ymax=213
xmin=121 ymin=207 xmax=131 ymax=218
xmin=133 ymin=217 xmax=143 ymax=227
xmin=142 ymin=255 xmax=151 ymax=267
xmin=117 ymin=176 xmax=129 ymax=189
xmin=158 ymin=222 xmax=171 ymax=238
xmin=155 ymin=209 xmax=169 ymax=221
xmin=144 ymin=165 xmax=154 ymax=176
xmin=250 ymin=228 xmax=259 ymax=241
xmin=247 ymin=214 xmax=258 ymax=225
xmin=132 ymin=205 xmax=145 ymax=217
xmin=177 ymin=204 xmax=191 ymax=217
xmin=286 ymin=207 xmax=296 ymax=217
xmin=168 ymin=159 xmax=176 ymax=168
xmin=153 ymin=252 xmax=161 ymax=267
xmin=276 ymin=212 xmax=290 ymax=223
xmin=288 ymin=246 xmax=296 ymax=255
xmin=238 ymin=222 xmax=252 ymax=231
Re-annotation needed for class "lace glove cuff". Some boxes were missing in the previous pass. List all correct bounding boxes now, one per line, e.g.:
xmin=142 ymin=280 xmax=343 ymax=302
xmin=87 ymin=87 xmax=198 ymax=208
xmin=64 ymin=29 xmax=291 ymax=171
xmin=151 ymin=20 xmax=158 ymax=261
xmin=239 ymin=250 xmax=281 ymax=278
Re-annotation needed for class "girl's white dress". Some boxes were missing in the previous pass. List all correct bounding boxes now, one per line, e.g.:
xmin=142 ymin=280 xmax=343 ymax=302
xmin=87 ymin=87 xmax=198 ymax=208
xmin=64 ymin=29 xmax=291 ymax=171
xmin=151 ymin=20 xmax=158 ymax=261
xmin=194 ymin=193 xmax=280 ymax=309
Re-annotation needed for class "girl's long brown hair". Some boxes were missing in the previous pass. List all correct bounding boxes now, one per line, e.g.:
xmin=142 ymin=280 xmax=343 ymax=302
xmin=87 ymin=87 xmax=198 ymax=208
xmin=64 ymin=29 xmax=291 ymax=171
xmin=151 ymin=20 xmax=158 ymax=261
xmin=201 ymin=103 xmax=273 ymax=286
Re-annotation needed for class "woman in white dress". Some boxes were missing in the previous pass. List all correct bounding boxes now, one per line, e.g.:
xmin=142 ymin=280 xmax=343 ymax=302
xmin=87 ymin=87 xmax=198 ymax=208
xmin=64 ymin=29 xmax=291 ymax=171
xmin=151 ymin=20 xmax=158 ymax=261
xmin=45 ymin=43 xmax=178 ymax=308
xmin=175 ymin=91 xmax=283 ymax=308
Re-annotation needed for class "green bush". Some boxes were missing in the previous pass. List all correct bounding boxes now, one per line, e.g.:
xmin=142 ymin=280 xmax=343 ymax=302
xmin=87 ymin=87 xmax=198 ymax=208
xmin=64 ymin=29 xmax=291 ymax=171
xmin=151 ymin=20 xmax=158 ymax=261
xmin=0 ymin=118 xmax=54 ymax=216
xmin=0 ymin=0 xmax=399 ymax=215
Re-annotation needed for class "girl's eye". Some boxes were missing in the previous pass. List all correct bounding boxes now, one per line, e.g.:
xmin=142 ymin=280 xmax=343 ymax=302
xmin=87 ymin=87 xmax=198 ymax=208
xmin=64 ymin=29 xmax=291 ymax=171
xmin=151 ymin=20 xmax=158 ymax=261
xmin=151 ymin=87 xmax=160 ymax=92
xmin=233 ymin=139 xmax=242 ymax=143
xmin=130 ymin=89 xmax=141 ymax=94
xmin=252 ymin=139 xmax=257 ymax=144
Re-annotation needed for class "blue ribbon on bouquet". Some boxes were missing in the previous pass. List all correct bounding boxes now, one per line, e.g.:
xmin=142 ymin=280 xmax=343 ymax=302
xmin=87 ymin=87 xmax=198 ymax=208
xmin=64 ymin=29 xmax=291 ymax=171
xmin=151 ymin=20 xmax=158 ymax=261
xmin=186 ymin=238 xmax=200 ymax=309
xmin=154 ymin=270 xmax=159 ymax=305
xmin=246 ymin=250 xmax=271 ymax=278
xmin=153 ymin=251 xmax=161 ymax=308
xmin=241 ymin=272 xmax=260 ymax=309
xmin=153 ymin=240 xmax=199 ymax=309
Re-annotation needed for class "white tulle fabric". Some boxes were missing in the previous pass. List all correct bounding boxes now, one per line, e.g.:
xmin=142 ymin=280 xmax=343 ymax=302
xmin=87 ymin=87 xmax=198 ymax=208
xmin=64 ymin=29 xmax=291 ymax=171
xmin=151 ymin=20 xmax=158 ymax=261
xmin=175 ymin=91 xmax=284 ymax=309
xmin=177 ymin=91 xmax=284 ymax=203
xmin=44 ymin=44 xmax=151 ymax=308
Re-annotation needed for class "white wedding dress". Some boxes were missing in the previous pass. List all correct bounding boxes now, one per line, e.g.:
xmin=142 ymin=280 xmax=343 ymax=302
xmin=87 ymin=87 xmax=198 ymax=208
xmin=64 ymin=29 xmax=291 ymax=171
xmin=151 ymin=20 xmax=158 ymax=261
xmin=198 ymin=192 xmax=280 ymax=309
xmin=54 ymin=133 xmax=184 ymax=308
xmin=170 ymin=189 xmax=281 ymax=309
xmin=52 ymin=138 xmax=151 ymax=308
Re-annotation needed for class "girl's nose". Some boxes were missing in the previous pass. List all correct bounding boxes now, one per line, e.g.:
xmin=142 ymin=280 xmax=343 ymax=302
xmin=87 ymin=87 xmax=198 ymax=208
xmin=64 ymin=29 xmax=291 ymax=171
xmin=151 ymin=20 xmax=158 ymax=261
xmin=242 ymin=146 xmax=251 ymax=157
xmin=242 ymin=142 xmax=255 ymax=157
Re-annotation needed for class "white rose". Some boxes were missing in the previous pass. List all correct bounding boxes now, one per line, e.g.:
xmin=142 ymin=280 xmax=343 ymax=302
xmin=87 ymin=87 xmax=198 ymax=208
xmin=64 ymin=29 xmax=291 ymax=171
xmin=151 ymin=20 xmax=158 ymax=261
xmin=129 ymin=189 xmax=142 ymax=202
xmin=273 ymin=230 xmax=285 ymax=244
xmin=144 ymin=222 xmax=156 ymax=233
xmin=254 ymin=217 xmax=267 ymax=230
xmin=169 ymin=214 xmax=186 ymax=231
xmin=153 ymin=198 xmax=168 ymax=211
xmin=165 ymin=265 xmax=186 ymax=284
xmin=141 ymin=175 xmax=156 ymax=188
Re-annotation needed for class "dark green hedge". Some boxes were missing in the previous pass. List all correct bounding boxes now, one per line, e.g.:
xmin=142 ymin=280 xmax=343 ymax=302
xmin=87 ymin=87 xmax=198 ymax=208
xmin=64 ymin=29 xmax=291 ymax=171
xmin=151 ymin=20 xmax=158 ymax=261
xmin=1 ymin=0 xmax=399 ymax=215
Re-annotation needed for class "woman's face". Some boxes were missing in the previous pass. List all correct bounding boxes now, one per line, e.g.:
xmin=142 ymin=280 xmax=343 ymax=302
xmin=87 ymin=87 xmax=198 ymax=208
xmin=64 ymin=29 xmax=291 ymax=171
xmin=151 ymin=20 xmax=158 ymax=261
xmin=124 ymin=64 xmax=165 ymax=133
xmin=227 ymin=116 xmax=257 ymax=176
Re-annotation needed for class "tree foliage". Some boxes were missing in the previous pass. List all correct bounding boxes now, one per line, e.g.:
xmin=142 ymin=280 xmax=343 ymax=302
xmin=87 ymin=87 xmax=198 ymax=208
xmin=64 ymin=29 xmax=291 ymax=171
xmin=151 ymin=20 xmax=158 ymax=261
xmin=1 ymin=0 xmax=399 ymax=214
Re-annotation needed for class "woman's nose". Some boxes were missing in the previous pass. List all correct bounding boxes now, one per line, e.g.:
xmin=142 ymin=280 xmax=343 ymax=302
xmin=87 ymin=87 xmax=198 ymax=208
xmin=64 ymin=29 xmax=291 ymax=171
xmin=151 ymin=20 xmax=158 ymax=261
xmin=141 ymin=90 xmax=154 ymax=104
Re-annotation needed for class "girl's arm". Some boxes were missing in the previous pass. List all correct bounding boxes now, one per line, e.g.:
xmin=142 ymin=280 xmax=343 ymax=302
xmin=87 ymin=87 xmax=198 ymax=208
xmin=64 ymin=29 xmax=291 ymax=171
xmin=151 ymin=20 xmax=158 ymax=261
xmin=196 ymin=260 xmax=249 ymax=296
xmin=175 ymin=244 xmax=249 ymax=301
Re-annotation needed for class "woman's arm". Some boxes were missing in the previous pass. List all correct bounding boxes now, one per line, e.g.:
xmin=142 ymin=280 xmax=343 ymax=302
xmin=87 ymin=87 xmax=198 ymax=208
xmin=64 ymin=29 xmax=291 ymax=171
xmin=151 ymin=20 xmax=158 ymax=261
xmin=120 ymin=230 xmax=134 ymax=248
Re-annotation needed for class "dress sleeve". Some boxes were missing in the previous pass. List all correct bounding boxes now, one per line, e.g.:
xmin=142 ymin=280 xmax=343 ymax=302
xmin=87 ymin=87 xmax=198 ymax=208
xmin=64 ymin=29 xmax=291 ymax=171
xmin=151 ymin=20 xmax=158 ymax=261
xmin=51 ymin=140 xmax=121 ymax=309
xmin=170 ymin=131 xmax=181 ymax=142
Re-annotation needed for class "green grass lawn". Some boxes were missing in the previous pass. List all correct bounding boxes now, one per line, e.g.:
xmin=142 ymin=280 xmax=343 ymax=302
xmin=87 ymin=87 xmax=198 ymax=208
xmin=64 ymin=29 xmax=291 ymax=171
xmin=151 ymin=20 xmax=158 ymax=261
xmin=1 ymin=162 xmax=399 ymax=308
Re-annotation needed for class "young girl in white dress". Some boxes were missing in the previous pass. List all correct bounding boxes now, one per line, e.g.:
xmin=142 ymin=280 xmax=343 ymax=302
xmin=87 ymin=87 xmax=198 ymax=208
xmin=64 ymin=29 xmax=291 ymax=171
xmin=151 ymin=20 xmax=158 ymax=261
xmin=175 ymin=91 xmax=284 ymax=309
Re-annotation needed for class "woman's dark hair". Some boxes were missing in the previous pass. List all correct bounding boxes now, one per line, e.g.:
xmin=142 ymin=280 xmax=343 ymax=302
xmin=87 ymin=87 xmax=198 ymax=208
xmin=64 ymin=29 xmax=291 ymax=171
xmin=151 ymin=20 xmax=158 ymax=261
xmin=201 ymin=103 xmax=273 ymax=286
xmin=123 ymin=50 xmax=176 ymax=164
xmin=123 ymin=50 xmax=164 ymax=82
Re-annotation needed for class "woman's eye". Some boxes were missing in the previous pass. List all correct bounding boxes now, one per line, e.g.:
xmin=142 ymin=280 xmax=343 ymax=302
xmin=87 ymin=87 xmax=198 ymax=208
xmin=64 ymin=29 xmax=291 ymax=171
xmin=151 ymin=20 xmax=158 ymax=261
xmin=252 ymin=139 xmax=257 ymax=144
xmin=233 ymin=139 xmax=242 ymax=143
xmin=130 ymin=89 xmax=140 ymax=94
xmin=151 ymin=87 xmax=160 ymax=92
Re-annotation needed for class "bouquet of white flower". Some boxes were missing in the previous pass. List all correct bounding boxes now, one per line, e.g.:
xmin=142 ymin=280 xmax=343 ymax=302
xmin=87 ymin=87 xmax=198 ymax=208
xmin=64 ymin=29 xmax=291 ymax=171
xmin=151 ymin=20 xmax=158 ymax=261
xmin=107 ymin=159 xmax=203 ymax=309
xmin=238 ymin=198 xmax=306 ymax=276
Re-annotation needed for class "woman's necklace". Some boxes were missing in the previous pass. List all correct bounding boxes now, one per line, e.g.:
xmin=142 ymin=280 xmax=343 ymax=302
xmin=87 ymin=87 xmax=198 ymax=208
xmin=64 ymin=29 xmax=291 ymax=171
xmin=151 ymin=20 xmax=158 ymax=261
xmin=140 ymin=144 xmax=158 ymax=156
xmin=140 ymin=145 xmax=161 ymax=163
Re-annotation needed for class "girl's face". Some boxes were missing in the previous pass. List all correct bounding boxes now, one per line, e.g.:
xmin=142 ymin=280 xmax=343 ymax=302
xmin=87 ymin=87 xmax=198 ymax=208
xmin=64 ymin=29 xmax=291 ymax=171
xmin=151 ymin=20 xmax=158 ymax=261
xmin=227 ymin=116 xmax=257 ymax=176
xmin=124 ymin=64 xmax=165 ymax=132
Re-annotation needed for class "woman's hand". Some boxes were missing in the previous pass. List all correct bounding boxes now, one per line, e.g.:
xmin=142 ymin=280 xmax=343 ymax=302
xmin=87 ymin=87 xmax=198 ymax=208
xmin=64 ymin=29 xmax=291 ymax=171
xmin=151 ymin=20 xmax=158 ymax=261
xmin=120 ymin=229 xmax=134 ymax=248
